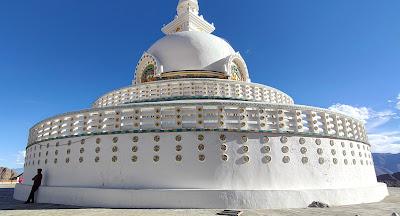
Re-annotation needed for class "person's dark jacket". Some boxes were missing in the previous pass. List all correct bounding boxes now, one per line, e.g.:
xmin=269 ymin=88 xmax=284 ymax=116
xmin=32 ymin=174 xmax=42 ymax=191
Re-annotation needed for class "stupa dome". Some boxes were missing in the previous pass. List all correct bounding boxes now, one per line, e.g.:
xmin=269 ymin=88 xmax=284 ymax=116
xmin=132 ymin=0 xmax=251 ymax=84
xmin=148 ymin=31 xmax=235 ymax=73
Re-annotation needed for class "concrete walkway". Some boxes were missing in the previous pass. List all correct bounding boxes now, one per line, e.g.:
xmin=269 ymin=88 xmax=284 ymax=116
xmin=0 ymin=184 xmax=399 ymax=216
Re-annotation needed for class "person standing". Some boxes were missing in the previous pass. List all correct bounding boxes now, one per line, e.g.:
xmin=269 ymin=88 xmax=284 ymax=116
xmin=25 ymin=169 xmax=43 ymax=204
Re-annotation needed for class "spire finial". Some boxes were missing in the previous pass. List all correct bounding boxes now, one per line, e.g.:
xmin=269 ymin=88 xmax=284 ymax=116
xmin=161 ymin=0 xmax=215 ymax=35
xmin=177 ymin=0 xmax=199 ymax=15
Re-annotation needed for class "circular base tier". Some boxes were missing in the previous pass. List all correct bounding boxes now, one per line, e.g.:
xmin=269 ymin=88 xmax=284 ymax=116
xmin=14 ymin=183 xmax=388 ymax=209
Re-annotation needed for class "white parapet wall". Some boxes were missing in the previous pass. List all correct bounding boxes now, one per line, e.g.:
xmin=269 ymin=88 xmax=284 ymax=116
xmin=26 ymin=100 xmax=368 ymax=146
xmin=92 ymin=79 xmax=294 ymax=108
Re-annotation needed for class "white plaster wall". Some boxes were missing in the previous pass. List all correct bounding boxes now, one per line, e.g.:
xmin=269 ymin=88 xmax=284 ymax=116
xmin=23 ymin=132 xmax=377 ymax=191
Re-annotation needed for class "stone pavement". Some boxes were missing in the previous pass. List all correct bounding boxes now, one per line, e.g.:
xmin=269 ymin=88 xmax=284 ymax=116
xmin=0 ymin=184 xmax=399 ymax=216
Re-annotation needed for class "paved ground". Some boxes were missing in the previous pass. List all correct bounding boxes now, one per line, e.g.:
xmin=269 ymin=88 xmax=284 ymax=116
xmin=0 ymin=184 xmax=399 ymax=216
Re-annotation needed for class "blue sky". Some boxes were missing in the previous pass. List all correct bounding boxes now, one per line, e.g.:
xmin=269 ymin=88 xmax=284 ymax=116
xmin=0 ymin=0 xmax=399 ymax=168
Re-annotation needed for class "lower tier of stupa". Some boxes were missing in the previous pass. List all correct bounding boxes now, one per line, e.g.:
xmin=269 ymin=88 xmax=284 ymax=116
xmin=14 ymin=100 xmax=388 ymax=208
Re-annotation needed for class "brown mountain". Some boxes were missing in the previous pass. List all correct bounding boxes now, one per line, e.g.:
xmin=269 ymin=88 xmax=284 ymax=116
xmin=0 ymin=167 xmax=17 ymax=181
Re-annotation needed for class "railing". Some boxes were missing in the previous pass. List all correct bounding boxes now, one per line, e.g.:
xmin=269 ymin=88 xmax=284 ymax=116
xmin=27 ymin=101 xmax=368 ymax=147
xmin=92 ymin=79 xmax=294 ymax=108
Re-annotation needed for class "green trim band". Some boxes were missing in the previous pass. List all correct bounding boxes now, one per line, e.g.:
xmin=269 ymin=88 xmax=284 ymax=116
xmin=122 ymin=95 xmax=254 ymax=105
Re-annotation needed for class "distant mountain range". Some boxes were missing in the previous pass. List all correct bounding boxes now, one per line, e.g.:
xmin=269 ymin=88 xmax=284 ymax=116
xmin=377 ymin=172 xmax=400 ymax=187
xmin=373 ymin=153 xmax=400 ymax=175
xmin=373 ymin=153 xmax=400 ymax=187
xmin=0 ymin=167 xmax=17 ymax=180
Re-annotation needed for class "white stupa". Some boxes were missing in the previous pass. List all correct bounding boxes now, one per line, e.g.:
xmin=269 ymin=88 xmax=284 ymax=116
xmin=14 ymin=0 xmax=388 ymax=209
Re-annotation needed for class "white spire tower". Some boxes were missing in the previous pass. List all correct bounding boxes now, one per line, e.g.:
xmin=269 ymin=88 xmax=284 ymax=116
xmin=162 ymin=0 xmax=215 ymax=35
xmin=177 ymin=0 xmax=199 ymax=15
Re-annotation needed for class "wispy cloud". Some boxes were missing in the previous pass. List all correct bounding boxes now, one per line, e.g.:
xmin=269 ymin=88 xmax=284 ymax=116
xmin=16 ymin=150 xmax=26 ymax=165
xmin=396 ymin=94 xmax=400 ymax=110
xmin=367 ymin=110 xmax=396 ymax=131
xmin=369 ymin=132 xmax=400 ymax=153
xmin=328 ymin=104 xmax=369 ymax=122
xmin=328 ymin=102 xmax=400 ymax=154
xmin=328 ymin=104 xmax=395 ymax=131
